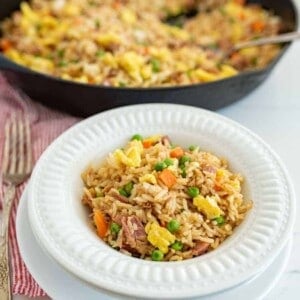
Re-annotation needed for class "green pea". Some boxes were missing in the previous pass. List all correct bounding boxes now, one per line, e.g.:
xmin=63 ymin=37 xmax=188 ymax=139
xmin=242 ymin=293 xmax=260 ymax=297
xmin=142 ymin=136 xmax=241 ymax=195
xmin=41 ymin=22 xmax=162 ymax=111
xmin=214 ymin=216 xmax=225 ymax=226
xmin=179 ymin=155 xmax=191 ymax=166
xmin=57 ymin=49 xmax=65 ymax=58
xmin=119 ymin=188 xmax=128 ymax=197
xmin=167 ymin=219 xmax=180 ymax=233
xmin=151 ymin=249 xmax=164 ymax=261
xmin=110 ymin=222 xmax=121 ymax=235
xmin=131 ymin=134 xmax=143 ymax=141
xmin=96 ymin=50 xmax=106 ymax=57
xmin=171 ymin=241 xmax=183 ymax=251
xmin=163 ymin=158 xmax=174 ymax=167
xmin=124 ymin=181 xmax=134 ymax=196
xmin=58 ymin=60 xmax=68 ymax=67
xmin=179 ymin=165 xmax=187 ymax=178
xmin=251 ymin=57 xmax=258 ymax=66
xmin=154 ymin=162 xmax=167 ymax=171
xmin=189 ymin=145 xmax=196 ymax=151
xmin=94 ymin=18 xmax=101 ymax=29
xmin=187 ymin=187 xmax=199 ymax=198
xmin=150 ymin=58 xmax=160 ymax=73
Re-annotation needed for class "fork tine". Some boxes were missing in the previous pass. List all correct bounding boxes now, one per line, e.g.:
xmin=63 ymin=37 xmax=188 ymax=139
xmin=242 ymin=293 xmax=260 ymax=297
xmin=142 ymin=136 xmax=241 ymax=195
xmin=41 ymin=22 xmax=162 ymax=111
xmin=24 ymin=116 xmax=32 ymax=174
xmin=8 ymin=114 xmax=18 ymax=175
xmin=1 ymin=118 xmax=11 ymax=174
xmin=17 ymin=115 xmax=25 ymax=175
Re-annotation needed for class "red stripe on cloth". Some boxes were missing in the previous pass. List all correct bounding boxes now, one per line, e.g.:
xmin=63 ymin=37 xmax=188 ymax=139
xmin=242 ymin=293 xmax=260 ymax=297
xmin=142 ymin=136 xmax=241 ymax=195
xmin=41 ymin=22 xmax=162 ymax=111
xmin=0 ymin=73 xmax=80 ymax=297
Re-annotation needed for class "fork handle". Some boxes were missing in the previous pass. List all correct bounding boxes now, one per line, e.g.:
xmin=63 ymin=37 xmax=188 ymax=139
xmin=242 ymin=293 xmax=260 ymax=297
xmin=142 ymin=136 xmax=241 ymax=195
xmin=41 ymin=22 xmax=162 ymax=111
xmin=0 ymin=184 xmax=16 ymax=300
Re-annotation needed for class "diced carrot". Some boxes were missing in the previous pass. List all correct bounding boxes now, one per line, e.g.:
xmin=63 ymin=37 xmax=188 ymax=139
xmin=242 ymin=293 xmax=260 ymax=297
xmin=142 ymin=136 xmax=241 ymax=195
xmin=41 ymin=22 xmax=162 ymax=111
xmin=230 ymin=52 xmax=241 ymax=60
xmin=0 ymin=39 xmax=12 ymax=51
xmin=93 ymin=209 xmax=108 ymax=238
xmin=251 ymin=20 xmax=265 ymax=33
xmin=170 ymin=147 xmax=184 ymax=158
xmin=143 ymin=140 xmax=152 ymax=148
xmin=112 ymin=1 xmax=121 ymax=9
xmin=233 ymin=0 xmax=245 ymax=5
xmin=239 ymin=11 xmax=245 ymax=20
xmin=214 ymin=184 xmax=222 ymax=192
xmin=140 ymin=47 xmax=149 ymax=55
xmin=158 ymin=169 xmax=177 ymax=188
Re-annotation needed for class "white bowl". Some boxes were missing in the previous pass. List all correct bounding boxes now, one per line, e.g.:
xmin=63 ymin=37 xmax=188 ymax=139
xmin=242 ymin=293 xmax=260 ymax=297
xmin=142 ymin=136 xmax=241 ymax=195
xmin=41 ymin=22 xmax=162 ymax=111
xmin=27 ymin=104 xmax=296 ymax=299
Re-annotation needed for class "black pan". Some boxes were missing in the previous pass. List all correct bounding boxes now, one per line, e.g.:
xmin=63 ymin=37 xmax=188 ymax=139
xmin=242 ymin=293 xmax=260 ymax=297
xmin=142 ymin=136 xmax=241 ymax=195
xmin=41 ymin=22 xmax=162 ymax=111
xmin=0 ymin=0 xmax=297 ymax=117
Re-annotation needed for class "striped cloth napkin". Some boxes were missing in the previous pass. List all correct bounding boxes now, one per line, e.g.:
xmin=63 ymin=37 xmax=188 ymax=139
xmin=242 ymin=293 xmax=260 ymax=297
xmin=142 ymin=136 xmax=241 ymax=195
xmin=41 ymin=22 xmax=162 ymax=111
xmin=0 ymin=73 xmax=80 ymax=297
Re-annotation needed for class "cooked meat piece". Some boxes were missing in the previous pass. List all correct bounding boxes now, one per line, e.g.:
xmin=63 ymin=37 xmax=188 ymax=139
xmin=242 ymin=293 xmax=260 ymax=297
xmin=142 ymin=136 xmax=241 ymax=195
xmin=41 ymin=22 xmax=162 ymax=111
xmin=192 ymin=241 xmax=210 ymax=256
xmin=109 ymin=189 xmax=129 ymax=203
xmin=161 ymin=135 xmax=171 ymax=146
xmin=121 ymin=216 xmax=147 ymax=254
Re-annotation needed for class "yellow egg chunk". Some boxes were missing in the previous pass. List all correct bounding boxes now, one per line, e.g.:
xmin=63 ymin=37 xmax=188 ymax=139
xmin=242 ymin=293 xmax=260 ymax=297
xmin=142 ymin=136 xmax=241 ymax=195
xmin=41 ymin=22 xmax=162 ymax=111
xmin=101 ymin=53 xmax=118 ymax=68
xmin=139 ymin=174 xmax=157 ymax=185
xmin=216 ymin=168 xmax=230 ymax=181
xmin=21 ymin=2 xmax=39 ymax=22
xmin=113 ymin=140 xmax=143 ymax=167
xmin=128 ymin=140 xmax=143 ymax=153
xmin=192 ymin=69 xmax=217 ymax=82
xmin=118 ymin=52 xmax=144 ymax=80
xmin=121 ymin=9 xmax=137 ymax=24
xmin=113 ymin=149 xmax=132 ymax=166
xmin=193 ymin=195 xmax=221 ymax=219
xmin=146 ymin=222 xmax=175 ymax=253
xmin=96 ymin=33 xmax=121 ymax=47
xmin=125 ymin=147 xmax=142 ymax=167
xmin=149 ymin=47 xmax=170 ymax=61
xmin=63 ymin=4 xmax=81 ymax=17
xmin=219 ymin=65 xmax=238 ymax=79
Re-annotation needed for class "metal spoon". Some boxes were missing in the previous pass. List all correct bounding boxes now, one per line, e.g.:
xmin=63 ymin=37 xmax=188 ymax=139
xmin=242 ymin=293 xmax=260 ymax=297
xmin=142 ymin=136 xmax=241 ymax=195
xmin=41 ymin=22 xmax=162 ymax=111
xmin=233 ymin=31 xmax=300 ymax=51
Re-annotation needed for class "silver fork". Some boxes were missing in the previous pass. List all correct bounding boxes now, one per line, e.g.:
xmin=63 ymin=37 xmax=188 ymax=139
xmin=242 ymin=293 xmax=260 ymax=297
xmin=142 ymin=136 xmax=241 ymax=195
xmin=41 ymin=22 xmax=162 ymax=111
xmin=0 ymin=114 xmax=32 ymax=300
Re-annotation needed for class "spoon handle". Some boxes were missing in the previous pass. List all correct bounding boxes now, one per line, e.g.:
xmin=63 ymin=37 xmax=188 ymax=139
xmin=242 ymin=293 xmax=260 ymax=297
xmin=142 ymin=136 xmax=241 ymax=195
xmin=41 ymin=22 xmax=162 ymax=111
xmin=234 ymin=31 xmax=300 ymax=51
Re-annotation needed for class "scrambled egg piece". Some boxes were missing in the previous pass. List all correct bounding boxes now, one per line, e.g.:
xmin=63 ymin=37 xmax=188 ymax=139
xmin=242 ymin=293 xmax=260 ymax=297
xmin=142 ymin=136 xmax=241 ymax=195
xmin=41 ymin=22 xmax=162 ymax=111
xmin=96 ymin=33 xmax=121 ymax=48
xmin=166 ymin=26 xmax=190 ymax=40
xmin=101 ymin=53 xmax=118 ymax=68
xmin=239 ymin=47 xmax=259 ymax=57
xmin=25 ymin=56 xmax=54 ymax=73
xmin=193 ymin=195 xmax=221 ymax=219
xmin=224 ymin=2 xmax=244 ymax=18
xmin=192 ymin=69 xmax=217 ymax=82
xmin=231 ymin=23 xmax=244 ymax=42
xmin=141 ymin=65 xmax=152 ymax=80
xmin=21 ymin=2 xmax=39 ymax=22
xmin=63 ymin=4 xmax=81 ymax=17
xmin=121 ymin=8 xmax=137 ymax=24
xmin=113 ymin=140 xmax=143 ymax=167
xmin=216 ymin=169 xmax=230 ymax=181
xmin=149 ymin=47 xmax=170 ymax=61
xmin=145 ymin=222 xmax=175 ymax=253
xmin=219 ymin=65 xmax=238 ymax=78
xmin=139 ymin=174 xmax=157 ymax=185
xmin=118 ymin=52 xmax=145 ymax=81
xmin=5 ymin=49 xmax=24 ymax=65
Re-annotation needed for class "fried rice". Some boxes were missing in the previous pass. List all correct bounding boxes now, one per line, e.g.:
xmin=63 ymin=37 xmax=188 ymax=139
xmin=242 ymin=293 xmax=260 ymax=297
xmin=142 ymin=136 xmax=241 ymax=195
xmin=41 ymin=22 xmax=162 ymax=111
xmin=0 ymin=0 xmax=281 ymax=87
xmin=81 ymin=134 xmax=252 ymax=261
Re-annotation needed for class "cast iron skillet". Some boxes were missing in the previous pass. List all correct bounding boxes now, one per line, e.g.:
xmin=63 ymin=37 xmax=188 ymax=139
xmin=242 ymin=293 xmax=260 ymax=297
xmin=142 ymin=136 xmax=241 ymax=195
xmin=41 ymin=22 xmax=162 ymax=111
xmin=0 ymin=0 xmax=297 ymax=117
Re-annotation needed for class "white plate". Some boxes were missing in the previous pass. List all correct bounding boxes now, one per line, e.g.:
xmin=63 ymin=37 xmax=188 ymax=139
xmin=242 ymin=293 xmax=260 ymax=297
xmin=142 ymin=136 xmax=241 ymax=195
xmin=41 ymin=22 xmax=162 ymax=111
xmin=27 ymin=104 xmax=296 ymax=298
xmin=17 ymin=186 xmax=293 ymax=300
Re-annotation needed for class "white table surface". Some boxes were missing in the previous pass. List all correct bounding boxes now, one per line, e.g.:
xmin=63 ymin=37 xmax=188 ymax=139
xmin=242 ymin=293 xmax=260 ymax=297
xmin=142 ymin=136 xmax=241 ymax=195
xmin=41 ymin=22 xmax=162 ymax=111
xmin=15 ymin=2 xmax=300 ymax=299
